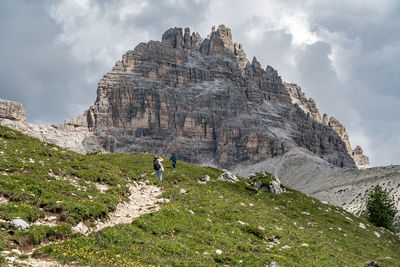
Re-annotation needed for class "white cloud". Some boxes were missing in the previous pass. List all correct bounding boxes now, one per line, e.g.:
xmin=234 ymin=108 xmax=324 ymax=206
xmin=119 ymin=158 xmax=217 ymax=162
xmin=49 ymin=0 xmax=151 ymax=67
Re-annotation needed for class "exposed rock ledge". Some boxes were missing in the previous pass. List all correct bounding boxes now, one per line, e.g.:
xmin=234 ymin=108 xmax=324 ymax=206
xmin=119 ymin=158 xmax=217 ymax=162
xmin=0 ymin=99 xmax=26 ymax=121
xmin=0 ymin=100 xmax=102 ymax=154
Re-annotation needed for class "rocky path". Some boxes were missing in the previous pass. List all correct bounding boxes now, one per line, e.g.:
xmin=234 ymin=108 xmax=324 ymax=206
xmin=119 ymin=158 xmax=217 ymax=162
xmin=4 ymin=182 xmax=166 ymax=267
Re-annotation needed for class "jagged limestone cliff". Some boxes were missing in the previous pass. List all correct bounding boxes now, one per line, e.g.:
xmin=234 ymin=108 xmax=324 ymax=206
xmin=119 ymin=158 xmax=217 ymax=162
xmin=0 ymin=100 xmax=102 ymax=154
xmin=285 ymin=82 xmax=370 ymax=169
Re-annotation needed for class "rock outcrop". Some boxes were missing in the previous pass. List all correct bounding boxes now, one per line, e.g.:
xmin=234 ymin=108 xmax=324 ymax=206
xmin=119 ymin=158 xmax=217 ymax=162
xmin=83 ymin=25 xmax=356 ymax=169
xmin=326 ymin=116 xmax=352 ymax=153
xmin=352 ymin=146 xmax=370 ymax=169
xmin=285 ymin=82 xmax=370 ymax=169
xmin=218 ymin=171 xmax=239 ymax=183
xmin=253 ymin=179 xmax=283 ymax=194
xmin=285 ymin=83 xmax=322 ymax=123
xmin=10 ymin=218 xmax=29 ymax=231
xmin=0 ymin=99 xmax=25 ymax=121
xmin=0 ymin=100 xmax=101 ymax=154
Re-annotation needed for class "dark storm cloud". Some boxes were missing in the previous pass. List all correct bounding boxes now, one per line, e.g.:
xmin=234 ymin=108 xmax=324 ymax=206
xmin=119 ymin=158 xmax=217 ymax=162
xmin=0 ymin=0 xmax=211 ymax=124
xmin=0 ymin=1 xmax=97 ymax=124
xmin=130 ymin=0 xmax=211 ymax=33
xmin=297 ymin=2 xmax=400 ymax=166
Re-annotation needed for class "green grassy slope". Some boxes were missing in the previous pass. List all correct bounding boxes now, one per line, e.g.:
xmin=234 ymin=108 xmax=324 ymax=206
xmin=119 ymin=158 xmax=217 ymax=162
xmin=0 ymin=125 xmax=399 ymax=266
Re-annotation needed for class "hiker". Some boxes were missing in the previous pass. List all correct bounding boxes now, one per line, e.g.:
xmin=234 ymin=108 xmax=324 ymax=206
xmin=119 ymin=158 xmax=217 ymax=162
xmin=153 ymin=156 xmax=164 ymax=181
xmin=169 ymin=152 xmax=178 ymax=169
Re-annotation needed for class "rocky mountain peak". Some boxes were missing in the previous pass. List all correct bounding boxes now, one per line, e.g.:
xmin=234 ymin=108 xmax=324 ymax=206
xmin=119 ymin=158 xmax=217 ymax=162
xmin=212 ymin=24 xmax=234 ymax=52
xmin=0 ymin=98 xmax=102 ymax=154
xmin=200 ymin=25 xmax=248 ymax=69
xmin=78 ymin=25 xmax=358 ymax=169
xmin=251 ymin=56 xmax=262 ymax=69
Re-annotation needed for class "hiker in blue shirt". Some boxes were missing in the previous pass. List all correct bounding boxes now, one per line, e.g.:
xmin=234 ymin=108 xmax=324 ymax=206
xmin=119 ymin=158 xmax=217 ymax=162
xmin=169 ymin=152 xmax=178 ymax=169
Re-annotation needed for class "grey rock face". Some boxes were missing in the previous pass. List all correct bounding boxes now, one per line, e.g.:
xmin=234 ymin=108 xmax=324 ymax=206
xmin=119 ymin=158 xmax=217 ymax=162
xmin=285 ymin=82 xmax=370 ymax=169
xmin=0 ymin=109 xmax=102 ymax=154
xmin=11 ymin=218 xmax=29 ymax=231
xmin=328 ymin=116 xmax=352 ymax=154
xmin=0 ymin=99 xmax=25 ymax=121
xmin=83 ymin=25 xmax=356 ymax=170
xmin=285 ymin=83 xmax=322 ymax=123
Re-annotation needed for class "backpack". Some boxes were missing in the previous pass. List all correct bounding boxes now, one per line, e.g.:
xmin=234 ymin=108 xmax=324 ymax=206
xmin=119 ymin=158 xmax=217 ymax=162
xmin=153 ymin=159 xmax=161 ymax=171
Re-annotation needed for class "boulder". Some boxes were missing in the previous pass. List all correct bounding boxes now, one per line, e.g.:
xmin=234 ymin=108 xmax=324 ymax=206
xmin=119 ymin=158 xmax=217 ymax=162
xmin=198 ymin=175 xmax=210 ymax=184
xmin=251 ymin=172 xmax=283 ymax=194
xmin=255 ymin=180 xmax=283 ymax=194
xmin=10 ymin=218 xmax=29 ymax=231
xmin=10 ymin=249 xmax=22 ymax=255
xmin=218 ymin=171 xmax=238 ymax=183
xmin=72 ymin=222 xmax=90 ymax=235
xmin=268 ymin=180 xmax=283 ymax=194
xmin=365 ymin=261 xmax=379 ymax=267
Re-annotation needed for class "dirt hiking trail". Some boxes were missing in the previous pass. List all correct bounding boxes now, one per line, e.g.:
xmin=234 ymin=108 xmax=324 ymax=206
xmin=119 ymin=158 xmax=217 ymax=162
xmin=4 ymin=182 xmax=166 ymax=267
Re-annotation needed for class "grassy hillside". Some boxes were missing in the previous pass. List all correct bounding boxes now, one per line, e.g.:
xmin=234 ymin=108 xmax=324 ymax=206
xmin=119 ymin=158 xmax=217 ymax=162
xmin=0 ymin=125 xmax=399 ymax=266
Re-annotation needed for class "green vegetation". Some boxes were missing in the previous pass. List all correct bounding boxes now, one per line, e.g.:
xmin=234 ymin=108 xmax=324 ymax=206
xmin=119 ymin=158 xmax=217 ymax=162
xmin=0 ymin=125 xmax=400 ymax=266
xmin=248 ymin=171 xmax=276 ymax=187
xmin=0 ymin=125 xmax=131 ymax=250
xmin=363 ymin=185 xmax=397 ymax=231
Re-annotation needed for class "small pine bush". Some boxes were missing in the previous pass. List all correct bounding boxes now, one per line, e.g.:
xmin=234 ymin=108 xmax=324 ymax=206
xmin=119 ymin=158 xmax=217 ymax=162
xmin=363 ymin=185 xmax=397 ymax=231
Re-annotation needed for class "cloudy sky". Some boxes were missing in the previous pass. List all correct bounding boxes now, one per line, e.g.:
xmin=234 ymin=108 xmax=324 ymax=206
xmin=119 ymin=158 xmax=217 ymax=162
xmin=0 ymin=0 xmax=399 ymax=166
